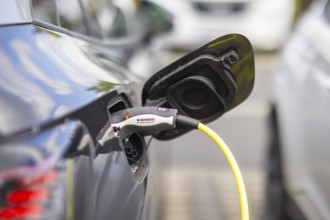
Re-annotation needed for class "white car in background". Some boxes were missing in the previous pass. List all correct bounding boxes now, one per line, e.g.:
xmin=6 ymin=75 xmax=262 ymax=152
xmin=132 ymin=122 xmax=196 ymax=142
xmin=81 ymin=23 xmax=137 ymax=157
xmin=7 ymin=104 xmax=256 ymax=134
xmin=266 ymin=0 xmax=330 ymax=220
xmin=150 ymin=0 xmax=295 ymax=51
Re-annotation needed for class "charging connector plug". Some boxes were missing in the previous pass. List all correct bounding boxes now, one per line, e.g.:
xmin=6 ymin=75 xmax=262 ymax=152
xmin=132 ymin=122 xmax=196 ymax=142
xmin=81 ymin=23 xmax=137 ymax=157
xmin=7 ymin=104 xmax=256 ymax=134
xmin=97 ymin=107 xmax=199 ymax=150
xmin=110 ymin=107 xmax=178 ymax=136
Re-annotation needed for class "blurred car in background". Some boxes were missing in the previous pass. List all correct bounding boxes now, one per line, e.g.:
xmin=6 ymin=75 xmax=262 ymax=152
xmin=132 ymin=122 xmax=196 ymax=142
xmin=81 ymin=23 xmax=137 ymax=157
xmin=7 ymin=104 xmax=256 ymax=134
xmin=149 ymin=0 xmax=296 ymax=51
xmin=0 ymin=0 xmax=170 ymax=219
xmin=265 ymin=0 xmax=330 ymax=219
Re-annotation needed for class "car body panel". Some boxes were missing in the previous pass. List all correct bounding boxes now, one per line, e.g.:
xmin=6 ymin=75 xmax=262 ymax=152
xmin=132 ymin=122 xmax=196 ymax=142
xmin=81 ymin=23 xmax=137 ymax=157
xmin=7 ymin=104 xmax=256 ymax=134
xmin=0 ymin=1 xmax=154 ymax=219
xmin=0 ymin=24 xmax=133 ymax=137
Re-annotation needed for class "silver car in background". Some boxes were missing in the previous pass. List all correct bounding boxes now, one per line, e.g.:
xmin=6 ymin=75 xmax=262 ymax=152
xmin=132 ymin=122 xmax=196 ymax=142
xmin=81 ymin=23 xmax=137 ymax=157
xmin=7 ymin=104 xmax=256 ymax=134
xmin=266 ymin=0 xmax=330 ymax=220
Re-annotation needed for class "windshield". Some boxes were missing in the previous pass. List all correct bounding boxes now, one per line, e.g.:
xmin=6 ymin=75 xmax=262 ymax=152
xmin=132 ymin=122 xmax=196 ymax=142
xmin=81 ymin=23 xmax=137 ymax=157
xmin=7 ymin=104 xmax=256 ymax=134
xmin=0 ymin=0 xmax=32 ymax=26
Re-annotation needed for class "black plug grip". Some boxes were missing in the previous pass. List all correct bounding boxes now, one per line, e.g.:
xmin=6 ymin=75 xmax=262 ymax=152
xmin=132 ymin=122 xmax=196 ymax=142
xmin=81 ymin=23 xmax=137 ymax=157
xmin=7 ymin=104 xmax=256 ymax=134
xmin=176 ymin=115 xmax=199 ymax=129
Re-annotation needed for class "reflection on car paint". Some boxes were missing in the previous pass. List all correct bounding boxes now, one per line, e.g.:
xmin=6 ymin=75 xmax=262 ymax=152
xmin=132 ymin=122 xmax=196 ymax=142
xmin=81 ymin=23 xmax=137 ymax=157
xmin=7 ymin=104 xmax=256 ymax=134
xmin=0 ymin=25 xmax=128 ymax=136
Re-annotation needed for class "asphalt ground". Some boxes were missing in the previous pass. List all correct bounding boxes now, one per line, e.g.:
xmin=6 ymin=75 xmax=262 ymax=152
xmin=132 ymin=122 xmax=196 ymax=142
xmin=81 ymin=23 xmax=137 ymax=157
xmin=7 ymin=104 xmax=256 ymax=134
xmin=153 ymin=52 xmax=279 ymax=220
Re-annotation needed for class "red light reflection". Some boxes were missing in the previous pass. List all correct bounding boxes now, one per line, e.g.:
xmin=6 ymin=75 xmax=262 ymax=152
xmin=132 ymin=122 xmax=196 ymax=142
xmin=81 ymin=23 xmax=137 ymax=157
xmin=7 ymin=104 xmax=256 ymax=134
xmin=0 ymin=204 xmax=42 ymax=219
xmin=7 ymin=187 xmax=48 ymax=204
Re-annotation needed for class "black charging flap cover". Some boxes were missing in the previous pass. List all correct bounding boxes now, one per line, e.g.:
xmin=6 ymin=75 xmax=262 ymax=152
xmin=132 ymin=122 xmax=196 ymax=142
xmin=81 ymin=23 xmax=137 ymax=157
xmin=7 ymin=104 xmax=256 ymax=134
xmin=142 ymin=34 xmax=255 ymax=140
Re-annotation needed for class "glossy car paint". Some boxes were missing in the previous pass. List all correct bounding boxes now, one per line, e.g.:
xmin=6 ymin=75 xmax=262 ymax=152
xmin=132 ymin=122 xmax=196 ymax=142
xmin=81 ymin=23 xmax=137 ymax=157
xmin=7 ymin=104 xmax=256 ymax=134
xmin=0 ymin=25 xmax=132 ymax=135
xmin=0 ymin=1 xmax=154 ymax=220
xmin=270 ymin=0 xmax=330 ymax=219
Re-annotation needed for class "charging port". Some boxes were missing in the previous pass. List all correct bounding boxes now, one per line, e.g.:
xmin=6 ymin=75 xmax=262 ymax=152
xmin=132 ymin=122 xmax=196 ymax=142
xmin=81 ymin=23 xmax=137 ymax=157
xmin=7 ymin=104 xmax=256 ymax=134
xmin=122 ymin=133 xmax=146 ymax=165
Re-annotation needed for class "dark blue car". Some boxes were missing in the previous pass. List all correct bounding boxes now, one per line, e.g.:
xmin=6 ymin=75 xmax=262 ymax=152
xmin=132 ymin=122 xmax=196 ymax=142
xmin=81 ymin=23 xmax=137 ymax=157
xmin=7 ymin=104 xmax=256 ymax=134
xmin=0 ymin=1 xmax=255 ymax=220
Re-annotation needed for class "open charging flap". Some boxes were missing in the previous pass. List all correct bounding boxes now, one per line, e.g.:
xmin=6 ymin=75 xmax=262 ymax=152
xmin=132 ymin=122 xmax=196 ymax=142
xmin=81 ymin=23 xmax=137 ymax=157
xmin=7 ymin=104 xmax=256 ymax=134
xmin=142 ymin=34 xmax=255 ymax=140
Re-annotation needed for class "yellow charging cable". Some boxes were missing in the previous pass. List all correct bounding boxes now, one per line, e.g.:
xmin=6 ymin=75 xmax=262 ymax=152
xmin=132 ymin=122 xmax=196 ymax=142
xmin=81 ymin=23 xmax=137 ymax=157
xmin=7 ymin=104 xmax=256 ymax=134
xmin=108 ymin=109 xmax=249 ymax=220
xmin=198 ymin=123 xmax=249 ymax=220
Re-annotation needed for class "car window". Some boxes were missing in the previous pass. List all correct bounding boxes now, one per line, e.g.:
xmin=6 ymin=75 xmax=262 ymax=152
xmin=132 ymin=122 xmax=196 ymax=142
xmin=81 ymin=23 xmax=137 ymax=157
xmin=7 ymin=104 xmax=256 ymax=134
xmin=56 ymin=0 xmax=88 ymax=35
xmin=32 ymin=0 xmax=59 ymax=26
xmin=80 ymin=0 xmax=103 ymax=38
